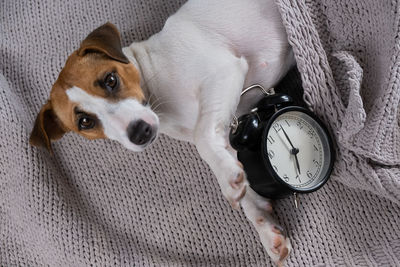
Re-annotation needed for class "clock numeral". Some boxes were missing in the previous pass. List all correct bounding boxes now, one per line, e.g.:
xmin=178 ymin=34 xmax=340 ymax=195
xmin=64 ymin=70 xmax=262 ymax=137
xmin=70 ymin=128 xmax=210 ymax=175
xmin=283 ymin=174 xmax=289 ymax=182
xmin=296 ymin=121 xmax=303 ymax=130
xmin=313 ymin=159 xmax=320 ymax=166
xmin=267 ymin=135 xmax=275 ymax=145
xmin=295 ymin=174 xmax=301 ymax=183
xmin=313 ymin=145 xmax=319 ymax=151
xmin=285 ymin=120 xmax=290 ymax=127
xmin=273 ymin=124 xmax=281 ymax=133
xmin=273 ymin=165 xmax=278 ymax=173
xmin=307 ymin=129 xmax=314 ymax=137
xmin=268 ymin=150 xmax=275 ymax=159
xmin=306 ymin=170 xmax=313 ymax=179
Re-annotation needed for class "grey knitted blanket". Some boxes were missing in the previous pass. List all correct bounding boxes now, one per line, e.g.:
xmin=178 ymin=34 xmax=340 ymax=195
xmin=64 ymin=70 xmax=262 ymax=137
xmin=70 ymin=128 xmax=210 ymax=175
xmin=1 ymin=0 xmax=399 ymax=266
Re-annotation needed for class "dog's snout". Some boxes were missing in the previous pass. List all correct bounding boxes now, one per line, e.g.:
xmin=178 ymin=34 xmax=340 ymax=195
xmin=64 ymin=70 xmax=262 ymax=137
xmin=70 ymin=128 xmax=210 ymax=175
xmin=127 ymin=120 xmax=155 ymax=145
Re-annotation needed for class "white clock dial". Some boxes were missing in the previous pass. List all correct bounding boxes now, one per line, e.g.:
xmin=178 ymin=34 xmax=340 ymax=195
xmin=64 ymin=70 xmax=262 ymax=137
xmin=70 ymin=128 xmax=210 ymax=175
xmin=265 ymin=110 xmax=331 ymax=189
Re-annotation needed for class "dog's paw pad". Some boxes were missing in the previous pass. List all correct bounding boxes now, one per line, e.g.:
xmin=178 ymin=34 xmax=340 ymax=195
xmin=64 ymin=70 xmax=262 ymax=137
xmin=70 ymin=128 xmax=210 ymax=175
xmin=256 ymin=216 xmax=265 ymax=225
xmin=228 ymin=186 xmax=246 ymax=210
xmin=256 ymin=223 xmax=291 ymax=266
xmin=230 ymin=170 xmax=245 ymax=189
xmin=263 ymin=202 xmax=273 ymax=213
xmin=272 ymin=225 xmax=286 ymax=237
xmin=219 ymin=161 xmax=248 ymax=210
xmin=267 ymin=225 xmax=291 ymax=265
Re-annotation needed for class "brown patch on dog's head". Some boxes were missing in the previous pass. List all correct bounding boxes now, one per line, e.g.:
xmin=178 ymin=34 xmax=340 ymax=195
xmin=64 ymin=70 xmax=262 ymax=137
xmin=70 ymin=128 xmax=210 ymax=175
xmin=77 ymin=22 xmax=129 ymax=64
xmin=30 ymin=22 xmax=145 ymax=152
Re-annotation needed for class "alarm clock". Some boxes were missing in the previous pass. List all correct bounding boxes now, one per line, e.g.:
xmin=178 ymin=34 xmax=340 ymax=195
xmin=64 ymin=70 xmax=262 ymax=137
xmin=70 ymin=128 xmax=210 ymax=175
xmin=229 ymin=90 xmax=335 ymax=199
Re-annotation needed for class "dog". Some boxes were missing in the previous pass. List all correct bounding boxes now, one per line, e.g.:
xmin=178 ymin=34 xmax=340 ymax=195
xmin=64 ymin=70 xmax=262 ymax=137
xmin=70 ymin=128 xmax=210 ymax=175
xmin=29 ymin=0 xmax=295 ymax=265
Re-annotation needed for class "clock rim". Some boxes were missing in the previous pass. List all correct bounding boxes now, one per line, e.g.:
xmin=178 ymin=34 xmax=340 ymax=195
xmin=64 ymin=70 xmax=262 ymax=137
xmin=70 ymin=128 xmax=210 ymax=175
xmin=261 ymin=106 xmax=335 ymax=194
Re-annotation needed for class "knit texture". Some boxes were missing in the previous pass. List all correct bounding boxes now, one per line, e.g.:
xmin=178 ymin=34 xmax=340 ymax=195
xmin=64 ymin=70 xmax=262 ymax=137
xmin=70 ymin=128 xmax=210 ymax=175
xmin=0 ymin=0 xmax=399 ymax=266
xmin=277 ymin=0 xmax=400 ymax=204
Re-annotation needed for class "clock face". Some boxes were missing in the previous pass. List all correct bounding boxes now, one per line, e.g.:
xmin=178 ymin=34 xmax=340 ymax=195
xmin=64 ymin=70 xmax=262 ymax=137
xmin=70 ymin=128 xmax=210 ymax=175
xmin=264 ymin=109 xmax=333 ymax=190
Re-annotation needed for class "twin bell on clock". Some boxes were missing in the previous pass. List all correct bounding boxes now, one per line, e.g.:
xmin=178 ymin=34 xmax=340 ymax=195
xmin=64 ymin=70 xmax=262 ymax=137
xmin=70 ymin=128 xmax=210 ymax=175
xmin=229 ymin=85 xmax=335 ymax=200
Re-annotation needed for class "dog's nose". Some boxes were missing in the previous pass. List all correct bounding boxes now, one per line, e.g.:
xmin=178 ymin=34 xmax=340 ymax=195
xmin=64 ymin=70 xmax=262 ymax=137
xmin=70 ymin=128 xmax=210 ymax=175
xmin=127 ymin=120 xmax=155 ymax=145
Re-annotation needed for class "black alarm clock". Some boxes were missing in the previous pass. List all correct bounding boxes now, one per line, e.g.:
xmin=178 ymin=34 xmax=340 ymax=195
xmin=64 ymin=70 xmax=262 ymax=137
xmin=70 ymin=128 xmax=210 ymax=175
xmin=229 ymin=90 xmax=335 ymax=200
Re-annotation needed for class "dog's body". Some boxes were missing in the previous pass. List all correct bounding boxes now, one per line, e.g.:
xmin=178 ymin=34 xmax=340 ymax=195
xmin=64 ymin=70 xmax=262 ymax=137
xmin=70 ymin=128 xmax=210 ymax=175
xmin=30 ymin=0 xmax=294 ymax=264
xmin=124 ymin=0 xmax=293 ymax=143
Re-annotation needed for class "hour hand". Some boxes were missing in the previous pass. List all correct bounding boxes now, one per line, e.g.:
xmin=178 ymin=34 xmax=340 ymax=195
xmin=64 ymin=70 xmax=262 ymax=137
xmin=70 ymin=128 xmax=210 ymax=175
xmin=294 ymin=154 xmax=301 ymax=174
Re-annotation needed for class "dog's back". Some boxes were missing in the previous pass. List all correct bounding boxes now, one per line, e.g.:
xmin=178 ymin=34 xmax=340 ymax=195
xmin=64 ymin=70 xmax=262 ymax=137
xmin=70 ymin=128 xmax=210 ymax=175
xmin=155 ymin=0 xmax=293 ymax=90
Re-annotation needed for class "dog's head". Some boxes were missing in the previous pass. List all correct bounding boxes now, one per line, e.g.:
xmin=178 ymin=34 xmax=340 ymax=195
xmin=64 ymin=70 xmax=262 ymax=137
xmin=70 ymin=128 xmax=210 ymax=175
xmin=30 ymin=23 xmax=159 ymax=153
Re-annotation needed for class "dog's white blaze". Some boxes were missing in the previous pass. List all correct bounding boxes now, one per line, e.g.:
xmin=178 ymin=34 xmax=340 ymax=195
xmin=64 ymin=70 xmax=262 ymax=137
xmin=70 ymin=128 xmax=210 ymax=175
xmin=66 ymin=86 xmax=159 ymax=151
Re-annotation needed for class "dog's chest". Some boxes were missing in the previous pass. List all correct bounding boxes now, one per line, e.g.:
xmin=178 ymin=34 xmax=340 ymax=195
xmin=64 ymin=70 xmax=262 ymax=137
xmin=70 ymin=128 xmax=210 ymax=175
xmin=156 ymin=92 xmax=199 ymax=142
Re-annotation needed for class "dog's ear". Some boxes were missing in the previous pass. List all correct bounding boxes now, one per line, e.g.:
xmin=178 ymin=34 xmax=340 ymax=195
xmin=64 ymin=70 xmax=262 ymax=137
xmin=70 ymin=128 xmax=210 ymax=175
xmin=29 ymin=101 xmax=67 ymax=154
xmin=78 ymin=22 xmax=129 ymax=64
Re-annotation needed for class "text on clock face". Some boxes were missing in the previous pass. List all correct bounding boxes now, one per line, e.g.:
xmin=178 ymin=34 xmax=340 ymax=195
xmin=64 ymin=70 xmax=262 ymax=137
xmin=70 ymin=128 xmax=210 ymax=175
xmin=266 ymin=113 xmax=324 ymax=188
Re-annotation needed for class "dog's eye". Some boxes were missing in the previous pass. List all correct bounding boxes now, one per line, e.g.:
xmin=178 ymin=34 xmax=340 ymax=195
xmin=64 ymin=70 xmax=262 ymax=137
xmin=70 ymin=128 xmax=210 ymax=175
xmin=104 ymin=73 xmax=118 ymax=91
xmin=78 ymin=117 xmax=95 ymax=130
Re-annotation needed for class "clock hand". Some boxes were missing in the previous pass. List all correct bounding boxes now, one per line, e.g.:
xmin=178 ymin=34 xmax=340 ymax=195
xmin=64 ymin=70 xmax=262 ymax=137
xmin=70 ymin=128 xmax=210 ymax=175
xmin=294 ymin=153 xmax=301 ymax=174
xmin=280 ymin=125 xmax=301 ymax=174
xmin=280 ymin=125 xmax=296 ymax=152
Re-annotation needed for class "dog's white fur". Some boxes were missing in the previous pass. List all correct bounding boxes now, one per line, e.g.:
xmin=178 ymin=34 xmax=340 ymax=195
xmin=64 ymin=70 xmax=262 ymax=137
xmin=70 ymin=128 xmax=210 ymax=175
xmin=68 ymin=0 xmax=294 ymax=263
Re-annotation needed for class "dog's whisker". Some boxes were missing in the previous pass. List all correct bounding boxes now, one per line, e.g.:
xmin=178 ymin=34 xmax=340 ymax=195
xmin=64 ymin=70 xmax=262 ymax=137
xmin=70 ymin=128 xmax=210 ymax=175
xmin=150 ymin=96 xmax=177 ymax=113
xmin=152 ymin=100 xmax=179 ymax=113
xmin=146 ymin=92 xmax=154 ymax=106
xmin=150 ymin=96 xmax=162 ymax=110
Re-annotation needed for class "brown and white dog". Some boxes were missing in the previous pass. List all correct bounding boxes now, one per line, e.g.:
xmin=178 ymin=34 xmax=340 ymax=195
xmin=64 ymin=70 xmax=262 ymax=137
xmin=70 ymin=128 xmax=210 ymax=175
xmin=30 ymin=0 xmax=294 ymax=265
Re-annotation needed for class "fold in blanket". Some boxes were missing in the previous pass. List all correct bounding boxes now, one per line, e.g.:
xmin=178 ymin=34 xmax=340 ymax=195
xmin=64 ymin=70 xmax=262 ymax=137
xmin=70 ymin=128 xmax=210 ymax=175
xmin=277 ymin=0 xmax=400 ymax=204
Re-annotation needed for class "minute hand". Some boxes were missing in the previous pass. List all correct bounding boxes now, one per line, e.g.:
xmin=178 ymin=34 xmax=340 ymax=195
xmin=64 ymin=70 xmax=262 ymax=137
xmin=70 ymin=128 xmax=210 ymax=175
xmin=280 ymin=125 xmax=301 ymax=174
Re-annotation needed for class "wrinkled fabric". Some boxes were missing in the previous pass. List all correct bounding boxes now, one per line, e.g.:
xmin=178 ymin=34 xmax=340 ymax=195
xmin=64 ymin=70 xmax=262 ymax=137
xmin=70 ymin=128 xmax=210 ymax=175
xmin=278 ymin=0 xmax=400 ymax=204
xmin=0 ymin=0 xmax=399 ymax=266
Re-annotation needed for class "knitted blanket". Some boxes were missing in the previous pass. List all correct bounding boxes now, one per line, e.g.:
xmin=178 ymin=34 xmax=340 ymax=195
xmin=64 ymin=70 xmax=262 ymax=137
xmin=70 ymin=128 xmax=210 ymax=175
xmin=1 ymin=0 xmax=399 ymax=266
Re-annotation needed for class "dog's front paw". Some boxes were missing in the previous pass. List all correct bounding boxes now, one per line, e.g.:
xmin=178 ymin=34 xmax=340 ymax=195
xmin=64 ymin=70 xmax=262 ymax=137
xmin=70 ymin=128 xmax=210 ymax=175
xmin=241 ymin=189 xmax=291 ymax=266
xmin=220 ymin=161 xmax=248 ymax=210
xmin=255 ymin=218 xmax=291 ymax=267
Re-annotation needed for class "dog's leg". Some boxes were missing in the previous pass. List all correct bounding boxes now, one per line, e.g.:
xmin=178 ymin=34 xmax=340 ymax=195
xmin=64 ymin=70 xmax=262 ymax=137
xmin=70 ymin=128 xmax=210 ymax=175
xmin=194 ymin=55 xmax=291 ymax=265
xmin=194 ymin=56 xmax=249 ymax=209
xmin=240 ymin=187 xmax=291 ymax=266
xmin=228 ymin=140 xmax=292 ymax=265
